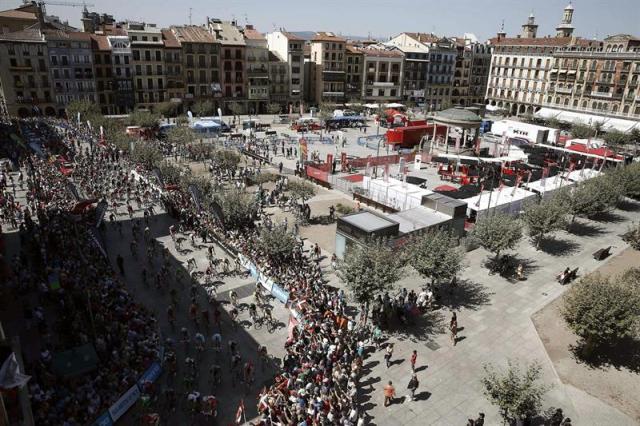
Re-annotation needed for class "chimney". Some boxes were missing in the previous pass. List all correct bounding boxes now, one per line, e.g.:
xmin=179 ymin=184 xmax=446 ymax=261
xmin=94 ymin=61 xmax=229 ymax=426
xmin=35 ymin=2 xmax=45 ymax=27
xmin=246 ymin=24 xmax=254 ymax=30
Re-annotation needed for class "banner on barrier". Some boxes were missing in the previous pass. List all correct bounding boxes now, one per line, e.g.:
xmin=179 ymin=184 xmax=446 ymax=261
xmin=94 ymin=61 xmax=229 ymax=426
xmin=270 ymin=283 xmax=289 ymax=304
xmin=92 ymin=411 xmax=113 ymax=426
xmin=108 ymin=384 xmax=140 ymax=422
xmin=137 ymin=362 xmax=162 ymax=389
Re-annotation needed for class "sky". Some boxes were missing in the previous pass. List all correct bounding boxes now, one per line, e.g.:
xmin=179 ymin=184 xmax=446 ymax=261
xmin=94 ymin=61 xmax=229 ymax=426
xmin=3 ymin=0 xmax=639 ymax=41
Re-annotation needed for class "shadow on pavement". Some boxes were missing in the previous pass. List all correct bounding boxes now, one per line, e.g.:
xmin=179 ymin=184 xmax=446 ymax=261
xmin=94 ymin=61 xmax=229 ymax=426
xmin=568 ymin=220 xmax=607 ymax=238
xmin=437 ymin=279 xmax=493 ymax=311
xmin=538 ymin=237 xmax=581 ymax=257
xmin=570 ymin=337 xmax=640 ymax=374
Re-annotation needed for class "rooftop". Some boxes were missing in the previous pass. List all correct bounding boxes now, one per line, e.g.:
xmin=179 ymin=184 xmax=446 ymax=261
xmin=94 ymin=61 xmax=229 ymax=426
xmin=388 ymin=206 xmax=451 ymax=234
xmin=243 ymin=25 xmax=265 ymax=41
xmin=0 ymin=9 xmax=36 ymax=20
xmin=161 ymin=29 xmax=181 ymax=48
xmin=281 ymin=31 xmax=304 ymax=41
xmin=429 ymin=107 xmax=482 ymax=127
xmin=0 ymin=26 xmax=43 ymax=42
xmin=43 ymin=29 xmax=92 ymax=42
xmin=90 ymin=34 xmax=111 ymax=51
xmin=312 ymin=31 xmax=346 ymax=42
xmin=340 ymin=211 xmax=397 ymax=233
xmin=489 ymin=36 xmax=595 ymax=47
xmin=171 ymin=25 xmax=215 ymax=44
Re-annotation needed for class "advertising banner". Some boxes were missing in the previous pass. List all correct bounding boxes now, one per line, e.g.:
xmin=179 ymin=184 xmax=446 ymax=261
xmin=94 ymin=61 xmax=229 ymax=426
xmin=108 ymin=385 xmax=140 ymax=422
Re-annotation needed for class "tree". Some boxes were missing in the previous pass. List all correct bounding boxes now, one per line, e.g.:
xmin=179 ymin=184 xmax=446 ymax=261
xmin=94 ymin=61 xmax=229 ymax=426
xmin=128 ymin=110 xmax=160 ymax=128
xmin=287 ymin=180 xmax=316 ymax=205
xmin=228 ymin=102 xmax=243 ymax=121
xmin=570 ymin=122 xmax=595 ymax=139
xmin=191 ymin=100 xmax=214 ymax=117
xmin=592 ymin=120 xmax=605 ymax=138
xmin=253 ymin=172 xmax=279 ymax=185
xmin=180 ymin=174 xmax=213 ymax=200
xmin=408 ymin=229 xmax=465 ymax=286
xmin=212 ymin=188 xmax=258 ymax=230
xmin=521 ymin=196 xmax=567 ymax=249
xmin=318 ymin=102 xmax=333 ymax=140
xmin=470 ymin=213 xmax=523 ymax=261
xmin=156 ymin=101 xmax=178 ymax=118
xmin=562 ymin=270 xmax=640 ymax=355
xmin=211 ymin=149 xmax=241 ymax=175
xmin=603 ymin=129 xmax=629 ymax=151
xmin=66 ymin=99 xmax=100 ymax=121
xmin=617 ymin=162 xmax=640 ymax=200
xmin=176 ymin=116 xmax=190 ymax=127
xmin=337 ymin=238 xmax=403 ymax=318
xmin=158 ymin=161 xmax=185 ymax=185
xmin=266 ymin=103 xmax=282 ymax=115
xmin=622 ymin=222 xmax=640 ymax=250
xmin=166 ymin=126 xmax=195 ymax=148
xmin=545 ymin=118 xmax=562 ymax=130
xmin=131 ymin=141 xmax=163 ymax=168
xmin=629 ymin=128 xmax=640 ymax=156
xmin=482 ymin=361 xmax=548 ymax=424
xmin=563 ymin=175 xmax=623 ymax=224
xmin=257 ymin=225 xmax=297 ymax=263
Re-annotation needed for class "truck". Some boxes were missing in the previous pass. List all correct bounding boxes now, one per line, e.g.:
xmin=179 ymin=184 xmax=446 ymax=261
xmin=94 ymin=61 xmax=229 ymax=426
xmin=489 ymin=119 xmax=560 ymax=145
xmin=385 ymin=123 xmax=447 ymax=148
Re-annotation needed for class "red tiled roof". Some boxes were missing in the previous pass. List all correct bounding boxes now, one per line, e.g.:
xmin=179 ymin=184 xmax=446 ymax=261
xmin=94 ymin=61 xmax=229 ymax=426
xmin=0 ymin=9 xmax=36 ymax=20
xmin=281 ymin=31 xmax=303 ymax=41
xmin=244 ymin=27 xmax=264 ymax=40
xmin=312 ymin=32 xmax=345 ymax=42
xmin=489 ymin=36 xmax=579 ymax=47
xmin=90 ymin=34 xmax=111 ymax=51
xmin=345 ymin=44 xmax=363 ymax=54
xmin=162 ymin=29 xmax=181 ymax=48
xmin=405 ymin=32 xmax=439 ymax=44
xmin=43 ymin=29 xmax=92 ymax=41
xmin=0 ymin=27 xmax=43 ymax=42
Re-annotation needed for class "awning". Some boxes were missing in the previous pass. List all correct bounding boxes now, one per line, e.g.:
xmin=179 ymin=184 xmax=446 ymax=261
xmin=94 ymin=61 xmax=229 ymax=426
xmin=602 ymin=118 xmax=638 ymax=133
xmin=385 ymin=103 xmax=405 ymax=108
xmin=534 ymin=107 xmax=560 ymax=120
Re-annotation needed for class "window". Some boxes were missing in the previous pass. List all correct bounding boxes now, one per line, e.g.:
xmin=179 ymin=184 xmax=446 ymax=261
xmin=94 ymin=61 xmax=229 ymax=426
xmin=51 ymin=56 xmax=58 ymax=65
xmin=133 ymin=50 xmax=140 ymax=61
xmin=155 ymin=51 xmax=161 ymax=61
xmin=145 ymin=50 xmax=151 ymax=61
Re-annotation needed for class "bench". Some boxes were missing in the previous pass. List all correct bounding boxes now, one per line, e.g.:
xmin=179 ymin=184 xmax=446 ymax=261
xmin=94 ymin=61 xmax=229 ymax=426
xmin=592 ymin=246 xmax=611 ymax=261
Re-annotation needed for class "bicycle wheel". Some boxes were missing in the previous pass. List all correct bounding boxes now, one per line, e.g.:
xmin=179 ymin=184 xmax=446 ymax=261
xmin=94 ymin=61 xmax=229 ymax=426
xmin=253 ymin=317 xmax=262 ymax=330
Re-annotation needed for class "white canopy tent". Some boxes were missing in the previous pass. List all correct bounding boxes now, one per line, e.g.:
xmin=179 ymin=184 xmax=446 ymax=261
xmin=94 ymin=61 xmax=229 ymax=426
xmin=534 ymin=107 xmax=561 ymax=120
xmin=602 ymin=118 xmax=638 ymax=133
xmin=563 ymin=168 xmax=601 ymax=182
xmin=362 ymin=176 xmax=433 ymax=211
xmin=524 ymin=176 xmax=574 ymax=199
xmin=385 ymin=103 xmax=405 ymax=108
xmin=464 ymin=187 xmax=537 ymax=219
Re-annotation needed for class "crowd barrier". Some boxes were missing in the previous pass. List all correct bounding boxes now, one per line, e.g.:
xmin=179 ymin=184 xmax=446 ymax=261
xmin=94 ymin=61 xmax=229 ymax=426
xmin=237 ymin=254 xmax=290 ymax=304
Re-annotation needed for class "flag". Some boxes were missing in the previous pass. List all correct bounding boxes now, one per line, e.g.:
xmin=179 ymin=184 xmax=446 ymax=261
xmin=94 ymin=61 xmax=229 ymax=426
xmin=475 ymin=184 xmax=484 ymax=207
xmin=512 ymin=174 xmax=522 ymax=196
xmin=235 ymin=399 xmax=245 ymax=424
xmin=0 ymin=353 xmax=31 ymax=389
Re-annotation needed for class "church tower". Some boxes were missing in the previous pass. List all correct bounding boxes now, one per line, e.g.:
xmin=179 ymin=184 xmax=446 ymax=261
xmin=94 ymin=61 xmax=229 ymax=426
xmin=556 ymin=3 xmax=575 ymax=38
xmin=521 ymin=13 xmax=538 ymax=38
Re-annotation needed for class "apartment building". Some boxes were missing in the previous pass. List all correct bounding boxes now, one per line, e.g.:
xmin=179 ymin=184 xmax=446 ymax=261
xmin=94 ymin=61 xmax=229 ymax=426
xmin=207 ymin=18 xmax=246 ymax=113
xmin=542 ymin=35 xmax=640 ymax=123
xmin=361 ymin=46 xmax=404 ymax=102
xmin=243 ymin=25 xmax=269 ymax=114
xmin=310 ymin=32 xmax=346 ymax=104
xmin=486 ymin=7 xmax=597 ymax=117
xmin=0 ymin=25 xmax=53 ymax=117
xmin=127 ymin=22 xmax=166 ymax=110
xmin=160 ymin=29 xmax=184 ymax=106
xmin=450 ymin=37 xmax=491 ymax=107
xmin=45 ymin=30 xmax=96 ymax=111
xmin=268 ymin=51 xmax=289 ymax=111
xmin=171 ymin=25 xmax=220 ymax=110
xmin=265 ymin=30 xmax=305 ymax=107
xmin=386 ymin=32 xmax=455 ymax=110
xmin=90 ymin=33 xmax=134 ymax=115
xmin=345 ymin=45 xmax=364 ymax=101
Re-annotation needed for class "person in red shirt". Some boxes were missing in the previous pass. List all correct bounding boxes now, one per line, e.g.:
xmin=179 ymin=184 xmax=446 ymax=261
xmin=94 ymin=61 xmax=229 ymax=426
xmin=410 ymin=350 xmax=417 ymax=372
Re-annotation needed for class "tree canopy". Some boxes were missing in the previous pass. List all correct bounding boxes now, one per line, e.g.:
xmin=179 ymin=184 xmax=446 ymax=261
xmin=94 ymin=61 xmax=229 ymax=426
xmin=408 ymin=229 xmax=465 ymax=286
xmin=66 ymin=99 xmax=100 ymax=121
xmin=337 ymin=238 xmax=403 ymax=310
xmin=212 ymin=188 xmax=258 ymax=230
xmin=257 ymin=225 xmax=297 ymax=263
xmin=191 ymin=100 xmax=214 ymax=117
xmin=156 ymin=101 xmax=178 ymax=118
xmin=570 ymin=122 xmax=596 ymax=139
xmin=128 ymin=110 xmax=160 ymax=128
xmin=287 ymin=180 xmax=316 ymax=205
xmin=166 ymin=126 xmax=196 ymax=147
xmin=482 ymin=361 xmax=548 ymax=423
xmin=131 ymin=141 xmax=163 ymax=168
xmin=470 ymin=213 xmax=523 ymax=260
xmin=266 ymin=103 xmax=282 ymax=115
xmin=521 ymin=196 xmax=568 ymax=248
xmin=562 ymin=270 xmax=640 ymax=351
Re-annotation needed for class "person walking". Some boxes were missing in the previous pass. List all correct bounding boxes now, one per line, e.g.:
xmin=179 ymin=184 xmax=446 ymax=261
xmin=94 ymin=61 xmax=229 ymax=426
xmin=450 ymin=312 xmax=458 ymax=346
xmin=116 ymin=254 xmax=125 ymax=275
xmin=410 ymin=350 xmax=417 ymax=372
xmin=407 ymin=374 xmax=419 ymax=401
xmin=383 ymin=381 xmax=396 ymax=407
xmin=384 ymin=343 xmax=394 ymax=368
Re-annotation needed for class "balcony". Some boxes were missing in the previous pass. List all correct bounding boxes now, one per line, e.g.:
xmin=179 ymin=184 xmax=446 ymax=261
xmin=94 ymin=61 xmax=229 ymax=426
xmin=322 ymin=91 xmax=344 ymax=97
xmin=372 ymin=82 xmax=394 ymax=87
xmin=554 ymin=86 xmax=573 ymax=94
xmin=10 ymin=65 xmax=33 ymax=71
xmin=590 ymin=91 xmax=613 ymax=98
xmin=247 ymin=69 xmax=268 ymax=77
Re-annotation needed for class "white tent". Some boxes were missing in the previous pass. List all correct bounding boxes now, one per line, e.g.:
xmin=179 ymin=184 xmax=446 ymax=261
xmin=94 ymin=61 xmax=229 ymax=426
xmin=464 ymin=187 xmax=537 ymax=218
xmin=602 ymin=118 xmax=638 ymax=133
xmin=362 ymin=176 xmax=433 ymax=211
xmin=363 ymin=103 xmax=380 ymax=109
xmin=534 ymin=107 xmax=561 ymax=120
xmin=563 ymin=168 xmax=601 ymax=182
xmin=525 ymin=176 xmax=574 ymax=199
xmin=385 ymin=103 xmax=405 ymax=108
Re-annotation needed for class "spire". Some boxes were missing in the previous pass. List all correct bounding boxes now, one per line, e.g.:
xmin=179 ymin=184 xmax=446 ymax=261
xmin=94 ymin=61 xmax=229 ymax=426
xmin=521 ymin=13 xmax=538 ymax=38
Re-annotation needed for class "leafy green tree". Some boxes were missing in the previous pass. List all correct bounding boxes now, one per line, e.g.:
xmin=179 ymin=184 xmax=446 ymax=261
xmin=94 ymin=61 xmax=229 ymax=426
xmin=617 ymin=162 xmax=640 ymax=200
xmin=629 ymin=128 xmax=640 ymax=156
xmin=156 ymin=101 xmax=178 ymax=118
xmin=603 ymin=129 xmax=629 ymax=151
xmin=166 ymin=126 xmax=196 ymax=148
xmin=563 ymin=175 xmax=623 ymax=224
xmin=266 ymin=103 xmax=282 ymax=115
xmin=176 ymin=116 xmax=190 ymax=127
xmin=482 ymin=361 xmax=548 ymax=424
xmin=180 ymin=173 xmax=213 ymax=200
xmin=408 ymin=229 xmax=465 ymax=286
xmin=253 ymin=172 xmax=280 ymax=185
xmin=211 ymin=149 xmax=241 ymax=175
xmin=257 ymin=225 xmax=297 ymax=263
xmin=287 ymin=180 xmax=316 ymax=205
xmin=212 ymin=188 xmax=258 ymax=230
xmin=66 ymin=99 xmax=100 ymax=121
xmin=470 ymin=213 xmax=523 ymax=261
xmin=562 ymin=270 xmax=640 ymax=355
xmin=622 ymin=222 xmax=640 ymax=250
xmin=191 ymin=100 xmax=214 ymax=117
xmin=521 ymin=196 xmax=568 ymax=249
xmin=128 ymin=110 xmax=160 ymax=128
xmin=337 ymin=238 xmax=403 ymax=319
xmin=545 ymin=118 xmax=562 ymax=130
xmin=158 ymin=161 xmax=185 ymax=185
xmin=592 ymin=120 xmax=604 ymax=137
xmin=570 ymin=122 xmax=595 ymax=139
xmin=131 ymin=141 xmax=163 ymax=168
